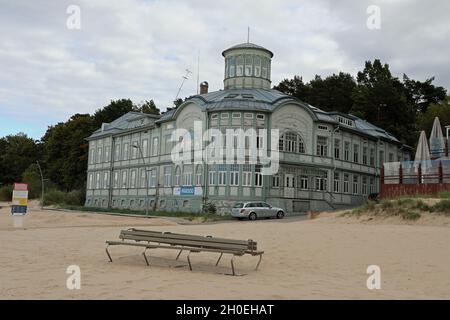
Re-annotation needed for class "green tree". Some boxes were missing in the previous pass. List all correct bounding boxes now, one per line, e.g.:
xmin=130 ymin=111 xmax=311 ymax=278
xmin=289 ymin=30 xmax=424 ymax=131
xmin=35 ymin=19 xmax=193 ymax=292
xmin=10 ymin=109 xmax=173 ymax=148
xmin=0 ymin=133 xmax=41 ymax=185
xmin=136 ymin=99 xmax=160 ymax=115
xmin=417 ymin=96 xmax=450 ymax=136
xmin=91 ymin=99 xmax=135 ymax=129
xmin=273 ymin=76 xmax=310 ymax=99
xmin=350 ymin=59 xmax=416 ymax=145
xmin=307 ymin=72 xmax=356 ymax=113
xmin=42 ymin=114 xmax=93 ymax=191
xmin=22 ymin=163 xmax=41 ymax=199
xmin=402 ymin=75 xmax=447 ymax=114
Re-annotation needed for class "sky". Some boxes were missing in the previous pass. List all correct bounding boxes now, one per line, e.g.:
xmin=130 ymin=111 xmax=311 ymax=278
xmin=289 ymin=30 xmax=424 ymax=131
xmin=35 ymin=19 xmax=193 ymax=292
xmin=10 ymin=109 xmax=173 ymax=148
xmin=1 ymin=0 xmax=449 ymax=140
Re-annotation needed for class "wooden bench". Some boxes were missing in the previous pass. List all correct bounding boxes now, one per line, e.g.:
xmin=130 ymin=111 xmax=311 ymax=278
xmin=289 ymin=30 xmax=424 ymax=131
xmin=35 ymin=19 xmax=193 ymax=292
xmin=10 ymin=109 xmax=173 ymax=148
xmin=105 ymin=228 xmax=264 ymax=276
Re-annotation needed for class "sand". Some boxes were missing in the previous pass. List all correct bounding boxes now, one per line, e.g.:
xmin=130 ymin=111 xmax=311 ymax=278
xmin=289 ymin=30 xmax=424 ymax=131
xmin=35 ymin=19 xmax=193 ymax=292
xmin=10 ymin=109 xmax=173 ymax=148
xmin=1 ymin=201 xmax=449 ymax=299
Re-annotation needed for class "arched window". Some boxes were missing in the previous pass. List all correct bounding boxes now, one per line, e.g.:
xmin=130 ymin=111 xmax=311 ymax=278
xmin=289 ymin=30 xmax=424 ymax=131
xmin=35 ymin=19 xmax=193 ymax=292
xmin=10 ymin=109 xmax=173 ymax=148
xmin=195 ymin=165 xmax=203 ymax=186
xmin=279 ymin=132 xmax=305 ymax=154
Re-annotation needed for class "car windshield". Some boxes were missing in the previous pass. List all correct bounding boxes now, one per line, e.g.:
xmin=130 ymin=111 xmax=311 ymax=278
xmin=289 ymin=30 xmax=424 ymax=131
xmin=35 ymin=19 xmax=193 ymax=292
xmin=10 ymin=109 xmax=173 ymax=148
xmin=233 ymin=203 xmax=244 ymax=208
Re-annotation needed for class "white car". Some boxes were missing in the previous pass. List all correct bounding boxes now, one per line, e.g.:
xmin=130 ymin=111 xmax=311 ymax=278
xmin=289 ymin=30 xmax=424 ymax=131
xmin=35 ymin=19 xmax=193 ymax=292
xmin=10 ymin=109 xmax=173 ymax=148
xmin=231 ymin=202 xmax=285 ymax=220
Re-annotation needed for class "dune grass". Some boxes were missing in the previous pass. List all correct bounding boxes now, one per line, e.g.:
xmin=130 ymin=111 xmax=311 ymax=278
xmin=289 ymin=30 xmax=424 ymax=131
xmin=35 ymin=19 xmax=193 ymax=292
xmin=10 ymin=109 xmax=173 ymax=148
xmin=344 ymin=197 xmax=450 ymax=221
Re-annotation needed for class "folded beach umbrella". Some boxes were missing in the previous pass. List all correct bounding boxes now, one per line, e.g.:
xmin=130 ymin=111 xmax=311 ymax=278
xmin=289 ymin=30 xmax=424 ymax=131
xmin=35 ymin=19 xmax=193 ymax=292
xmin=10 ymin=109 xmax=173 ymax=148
xmin=429 ymin=117 xmax=445 ymax=158
xmin=415 ymin=131 xmax=432 ymax=181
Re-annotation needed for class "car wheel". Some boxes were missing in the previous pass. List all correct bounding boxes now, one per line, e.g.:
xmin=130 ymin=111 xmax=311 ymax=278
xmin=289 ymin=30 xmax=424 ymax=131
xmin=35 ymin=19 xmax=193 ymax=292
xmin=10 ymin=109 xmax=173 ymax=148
xmin=249 ymin=212 xmax=257 ymax=221
xmin=276 ymin=211 xmax=285 ymax=219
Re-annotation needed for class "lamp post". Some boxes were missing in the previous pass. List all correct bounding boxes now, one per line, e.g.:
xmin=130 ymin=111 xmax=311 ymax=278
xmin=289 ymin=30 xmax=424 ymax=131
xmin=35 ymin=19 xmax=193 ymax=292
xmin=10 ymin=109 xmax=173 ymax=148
xmin=36 ymin=161 xmax=45 ymax=210
xmin=132 ymin=143 xmax=149 ymax=216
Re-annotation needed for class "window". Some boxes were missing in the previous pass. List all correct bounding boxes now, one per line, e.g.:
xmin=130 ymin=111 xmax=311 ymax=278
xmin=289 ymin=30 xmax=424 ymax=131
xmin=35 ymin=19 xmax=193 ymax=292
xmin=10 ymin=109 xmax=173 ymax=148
xmin=244 ymin=113 xmax=254 ymax=119
xmin=140 ymin=169 xmax=146 ymax=188
xmin=315 ymin=176 xmax=327 ymax=191
xmin=333 ymin=172 xmax=340 ymax=193
xmin=254 ymin=165 xmax=263 ymax=187
xmin=229 ymin=56 xmax=235 ymax=77
xmin=362 ymin=176 xmax=368 ymax=195
xmin=142 ymin=139 xmax=148 ymax=157
xmin=114 ymin=144 xmax=120 ymax=161
xmin=164 ymin=166 xmax=172 ymax=187
xmin=318 ymin=125 xmax=328 ymax=131
xmin=370 ymin=177 xmax=375 ymax=193
xmin=232 ymin=112 xmax=241 ymax=119
xmin=152 ymin=137 xmax=159 ymax=156
xmin=272 ymin=174 xmax=280 ymax=187
xmin=230 ymin=164 xmax=239 ymax=186
xmin=123 ymin=143 xmax=129 ymax=160
xmin=221 ymin=113 xmax=229 ymax=119
xmin=195 ymin=165 xmax=203 ymax=186
xmin=370 ymin=148 xmax=375 ymax=166
xmin=254 ymin=56 xmax=261 ymax=77
xmin=379 ymin=150 xmax=385 ymax=167
xmin=183 ymin=165 xmax=193 ymax=186
xmin=344 ymin=142 xmax=350 ymax=161
xmin=130 ymin=170 xmax=137 ymax=188
xmin=218 ymin=164 xmax=227 ymax=185
xmin=300 ymin=176 xmax=308 ymax=190
xmin=131 ymin=142 xmax=138 ymax=159
xmin=113 ymin=171 xmax=119 ymax=189
xmin=279 ymin=132 xmax=305 ymax=154
xmin=236 ymin=55 xmax=244 ymax=76
xmin=389 ymin=153 xmax=394 ymax=162
xmin=149 ymin=168 xmax=157 ymax=187
xmin=334 ymin=139 xmax=340 ymax=159
xmin=242 ymin=164 xmax=252 ymax=186
xmin=245 ymin=55 xmax=253 ymax=76
xmin=353 ymin=144 xmax=359 ymax=163
xmin=175 ymin=166 xmax=181 ymax=186
xmin=104 ymin=146 xmax=110 ymax=162
xmin=316 ymin=136 xmax=328 ymax=157
xmin=121 ymin=170 xmax=128 ymax=189
xmin=89 ymin=148 xmax=95 ymax=164
xmin=353 ymin=175 xmax=359 ymax=194
xmin=96 ymin=172 xmax=101 ymax=189
xmin=88 ymin=173 xmax=93 ymax=189
xmin=362 ymin=146 xmax=368 ymax=165
xmin=103 ymin=172 xmax=109 ymax=189
xmin=97 ymin=147 xmax=102 ymax=163
xmin=256 ymin=136 xmax=264 ymax=149
xmin=164 ymin=134 xmax=172 ymax=154
xmin=261 ymin=57 xmax=268 ymax=78
xmin=208 ymin=165 xmax=217 ymax=185
xmin=211 ymin=113 xmax=218 ymax=120
xmin=256 ymin=114 xmax=265 ymax=120
xmin=343 ymin=173 xmax=350 ymax=193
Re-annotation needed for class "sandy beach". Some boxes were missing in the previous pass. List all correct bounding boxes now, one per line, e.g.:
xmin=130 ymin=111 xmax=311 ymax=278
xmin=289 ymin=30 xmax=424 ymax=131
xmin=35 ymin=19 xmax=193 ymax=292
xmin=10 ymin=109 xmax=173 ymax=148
xmin=1 ymin=201 xmax=449 ymax=299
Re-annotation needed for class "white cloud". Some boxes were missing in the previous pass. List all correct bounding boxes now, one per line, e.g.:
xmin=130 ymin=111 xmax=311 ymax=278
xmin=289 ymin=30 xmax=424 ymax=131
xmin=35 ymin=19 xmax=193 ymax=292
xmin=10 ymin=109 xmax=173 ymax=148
xmin=0 ymin=0 xmax=449 ymax=138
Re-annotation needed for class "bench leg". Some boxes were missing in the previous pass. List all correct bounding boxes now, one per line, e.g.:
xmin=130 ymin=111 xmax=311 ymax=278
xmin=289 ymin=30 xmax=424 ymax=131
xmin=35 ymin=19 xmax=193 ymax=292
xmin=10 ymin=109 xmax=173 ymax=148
xmin=187 ymin=251 xmax=193 ymax=271
xmin=255 ymin=254 xmax=263 ymax=271
xmin=176 ymin=249 xmax=183 ymax=261
xmin=142 ymin=248 xmax=150 ymax=266
xmin=215 ymin=253 xmax=223 ymax=266
xmin=230 ymin=255 xmax=236 ymax=276
xmin=105 ymin=245 xmax=113 ymax=262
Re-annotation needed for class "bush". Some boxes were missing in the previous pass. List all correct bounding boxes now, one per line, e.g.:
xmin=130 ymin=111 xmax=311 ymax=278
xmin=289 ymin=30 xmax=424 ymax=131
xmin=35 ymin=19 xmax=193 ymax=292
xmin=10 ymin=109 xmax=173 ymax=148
xmin=0 ymin=185 xmax=13 ymax=201
xmin=43 ymin=189 xmax=84 ymax=206
xmin=202 ymin=202 xmax=217 ymax=215
xmin=430 ymin=200 xmax=450 ymax=213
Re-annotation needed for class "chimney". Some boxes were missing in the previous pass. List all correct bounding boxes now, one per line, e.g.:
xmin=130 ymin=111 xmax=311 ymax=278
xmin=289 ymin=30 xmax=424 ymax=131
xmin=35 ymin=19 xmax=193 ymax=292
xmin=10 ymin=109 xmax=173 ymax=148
xmin=200 ymin=81 xmax=209 ymax=94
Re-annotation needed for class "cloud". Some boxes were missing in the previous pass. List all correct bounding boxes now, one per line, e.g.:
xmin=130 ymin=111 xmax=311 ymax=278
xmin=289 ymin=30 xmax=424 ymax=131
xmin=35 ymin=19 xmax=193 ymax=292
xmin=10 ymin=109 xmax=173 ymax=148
xmin=0 ymin=0 xmax=449 ymax=139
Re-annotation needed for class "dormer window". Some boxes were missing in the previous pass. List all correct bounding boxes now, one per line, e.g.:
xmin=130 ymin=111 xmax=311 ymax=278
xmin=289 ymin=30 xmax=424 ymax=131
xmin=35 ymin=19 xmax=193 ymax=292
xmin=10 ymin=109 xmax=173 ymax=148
xmin=336 ymin=116 xmax=354 ymax=127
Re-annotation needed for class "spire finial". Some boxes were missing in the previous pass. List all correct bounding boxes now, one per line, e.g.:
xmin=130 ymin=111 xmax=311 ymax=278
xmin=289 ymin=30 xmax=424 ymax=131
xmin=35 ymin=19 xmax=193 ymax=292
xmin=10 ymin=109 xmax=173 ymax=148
xmin=247 ymin=26 xmax=250 ymax=43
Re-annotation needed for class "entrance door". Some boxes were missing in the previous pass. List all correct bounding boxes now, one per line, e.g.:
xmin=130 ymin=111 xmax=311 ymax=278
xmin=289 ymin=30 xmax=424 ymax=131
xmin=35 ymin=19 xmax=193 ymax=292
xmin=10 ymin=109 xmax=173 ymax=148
xmin=284 ymin=174 xmax=295 ymax=198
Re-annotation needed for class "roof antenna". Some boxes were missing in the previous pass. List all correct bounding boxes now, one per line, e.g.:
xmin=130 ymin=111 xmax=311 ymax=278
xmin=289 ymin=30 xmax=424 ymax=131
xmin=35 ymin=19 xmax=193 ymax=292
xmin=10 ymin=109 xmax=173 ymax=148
xmin=174 ymin=69 xmax=192 ymax=106
xmin=247 ymin=26 xmax=250 ymax=43
xmin=196 ymin=50 xmax=200 ymax=95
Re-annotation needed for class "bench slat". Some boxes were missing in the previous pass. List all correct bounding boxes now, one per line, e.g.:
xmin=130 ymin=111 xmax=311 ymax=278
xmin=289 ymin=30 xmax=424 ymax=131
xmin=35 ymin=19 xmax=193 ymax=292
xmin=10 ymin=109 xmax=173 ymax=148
xmin=128 ymin=229 xmax=255 ymax=246
xmin=119 ymin=234 xmax=252 ymax=251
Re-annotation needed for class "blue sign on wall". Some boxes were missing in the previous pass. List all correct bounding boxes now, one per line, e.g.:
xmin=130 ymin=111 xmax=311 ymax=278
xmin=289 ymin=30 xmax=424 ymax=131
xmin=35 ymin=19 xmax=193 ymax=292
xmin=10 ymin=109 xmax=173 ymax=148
xmin=180 ymin=186 xmax=195 ymax=195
